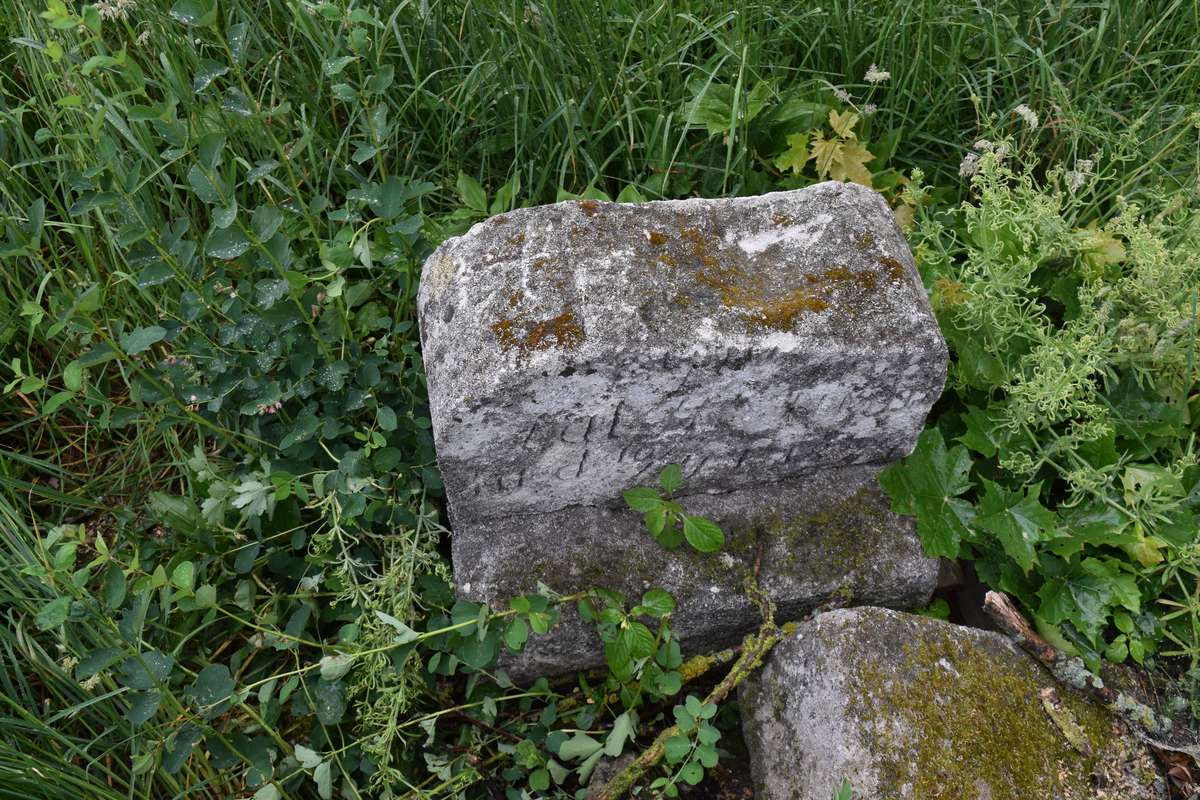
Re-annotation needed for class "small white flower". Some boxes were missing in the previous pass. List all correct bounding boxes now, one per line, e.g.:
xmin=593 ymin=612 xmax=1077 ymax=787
xmin=1013 ymin=104 xmax=1039 ymax=130
xmin=1065 ymin=159 xmax=1095 ymax=192
xmin=958 ymin=153 xmax=980 ymax=177
xmin=861 ymin=103 xmax=877 ymax=116
xmin=81 ymin=673 xmax=103 ymax=691
xmin=973 ymin=139 xmax=995 ymax=152
xmin=833 ymin=87 xmax=853 ymax=104
xmin=299 ymin=572 xmax=324 ymax=592
xmin=864 ymin=64 xmax=891 ymax=84
xmin=136 ymin=29 xmax=150 ymax=46
xmin=96 ymin=0 xmax=136 ymax=21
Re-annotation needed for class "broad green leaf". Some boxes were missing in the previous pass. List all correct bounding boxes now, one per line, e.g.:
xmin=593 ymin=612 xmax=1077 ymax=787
xmin=189 ymin=664 xmax=234 ymax=717
xmin=43 ymin=390 xmax=74 ymax=415
xmin=314 ymin=761 xmax=333 ymax=799
xmin=319 ymin=654 xmax=353 ymax=681
xmin=170 ymin=0 xmax=218 ymax=27
xmin=125 ymin=690 xmax=161 ymax=725
xmin=193 ymin=59 xmax=228 ymax=93
xmin=682 ymin=516 xmax=724 ymax=552
xmin=187 ymin=163 xmax=224 ymax=204
xmin=137 ymin=261 xmax=174 ymax=288
xmin=375 ymin=609 xmax=419 ymax=643
xmin=170 ymin=560 xmax=195 ymax=593
xmin=809 ymin=134 xmax=843 ymax=179
xmin=557 ymin=732 xmax=603 ymax=762
xmin=205 ymin=226 xmax=250 ymax=259
xmin=251 ymin=205 xmax=283 ymax=240
xmin=604 ymin=711 xmax=633 ymax=757
xmin=663 ymin=734 xmax=691 ymax=764
xmin=528 ymin=768 xmax=550 ymax=791
xmin=62 ymin=360 xmax=83 ymax=391
xmin=504 ymin=618 xmax=528 ymax=652
xmin=313 ymin=679 xmax=346 ymax=724
xmin=878 ymin=429 xmax=975 ymax=558
xmin=119 ymin=651 xmax=174 ymax=689
xmin=294 ymin=744 xmax=322 ymax=769
xmin=639 ymin=588 xmax=676 ymax=618
xmin=35 ymin=596 xmax=70 ymax=629
xmin=621 ymin=621 xmax=657 ymax=659
xmin=323 ymin=55 xmax=357 ymax=76
xmin=456 ymin=172 xmax=487 ymax=212
xmin=623 ymin=487 xmax=662 ymax=513
xmin=194 ymin=584 xmax=216 ymax=608
xmin=120 ymin=325 xmax=166 ymax=355
xmin=659 ymin=463 xmax=683 ymax=495
xmin=489 ymin=174 xmax=520 ymax=214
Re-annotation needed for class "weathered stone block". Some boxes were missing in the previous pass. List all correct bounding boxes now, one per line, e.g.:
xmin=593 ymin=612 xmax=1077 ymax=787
xmin=739 ymin=607 xmax=1162 ymax=800
xmin=458 ymin=466 xmax=938 ymax=680
xmin=418 ymin=182 xmax=946 ymax=524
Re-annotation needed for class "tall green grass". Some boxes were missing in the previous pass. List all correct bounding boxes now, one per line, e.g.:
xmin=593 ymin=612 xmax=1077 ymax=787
xmin=1 ymin=0 xmax=1198 ymax=796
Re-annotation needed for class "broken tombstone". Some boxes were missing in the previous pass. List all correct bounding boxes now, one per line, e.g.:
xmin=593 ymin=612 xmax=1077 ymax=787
xmin=418 ymin=182 xmax=948 ymax=678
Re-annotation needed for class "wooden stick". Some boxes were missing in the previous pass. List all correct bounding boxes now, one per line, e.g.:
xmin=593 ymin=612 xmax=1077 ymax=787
xmin=983 ymin=590 xmax=1199 ymax=758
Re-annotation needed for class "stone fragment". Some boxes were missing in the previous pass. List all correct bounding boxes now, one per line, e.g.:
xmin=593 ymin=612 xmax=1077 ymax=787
xmin=739 ymin=607 xmax=1163 ymax=800
xmin=418 ymin=182 xmax=947 ymax=525
xmin=458 ymin=466 xmax=938 ymax=681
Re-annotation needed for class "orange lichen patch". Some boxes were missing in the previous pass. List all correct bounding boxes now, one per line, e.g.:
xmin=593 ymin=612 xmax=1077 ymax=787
xmin=491 ymin=310 xmax=585 ymax=359
xmin=492 ymin=215 xmax=509 ymax=226
xmin=823 ymin=265 xmax=855 ymax=284
xmin=880 ymin=255 xmax=905 ymax=280
xmin=532 ymin=257 xmax=553 ymax=272
xmin=658 ymin=224 xmax=892 ymax=332
xmin=510 ymin=233 xmax=525 ymax=245
xmin=578 ymin=199 xmax=600 ymax=217
xmin=658 ymin=253 xmax=677 ymax=268
xmin=648 ymin=231 xmax=669 ymax=247
xmin=672 ymin=292 xmax=693 ymax=309
xmin=856 ymin=232 xmax=875 ymax=250
xmin=855 ymin=270 xmax=878 ymax=292
xmin=772 ymin=212 xmax=795 ymax=227
xmin=745 ymin=289 xmax=831 ymax=330
xmin=508 ymin=291 xmax=523 ymax=307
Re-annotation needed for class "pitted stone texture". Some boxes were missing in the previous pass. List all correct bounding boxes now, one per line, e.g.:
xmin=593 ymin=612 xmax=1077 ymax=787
xmin=739 ymin=607 xmax=1162 ymax=800
xmin=457 ymin=466 xmax=938 ymax=681
xmin=418 ymin=182 xmax=947 ymax=524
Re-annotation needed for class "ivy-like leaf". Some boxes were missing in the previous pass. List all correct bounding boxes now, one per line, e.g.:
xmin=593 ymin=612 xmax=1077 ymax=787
xmin=976 ymin=480 xmax=1057 ymax=573
xmin=773 ymin=132 xmax=809 ymax=174
xmin=878 ymin=429 xmax=975 ymax=558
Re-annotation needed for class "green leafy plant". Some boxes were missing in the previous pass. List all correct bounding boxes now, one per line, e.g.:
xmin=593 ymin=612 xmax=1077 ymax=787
xmin=622 ymin=464 xmax=726 ymax=553
xmin=881 ymin=149 xmax=1199 ymax=671
xmin=651 ymin=695 xmax=722 ymax=797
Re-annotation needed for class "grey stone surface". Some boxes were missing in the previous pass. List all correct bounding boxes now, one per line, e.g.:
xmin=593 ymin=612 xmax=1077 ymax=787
xmin=418 ymin=182 xmax=947 ymax=524
xmin=457 ymin=466 xmax=938 ymax=681
xmin=739 ymin=607 xmax=1162 ymax=800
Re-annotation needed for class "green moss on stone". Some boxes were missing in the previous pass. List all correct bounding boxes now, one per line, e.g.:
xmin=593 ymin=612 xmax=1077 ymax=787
xmin=843 ymin=612 xmax=1123 ymax=800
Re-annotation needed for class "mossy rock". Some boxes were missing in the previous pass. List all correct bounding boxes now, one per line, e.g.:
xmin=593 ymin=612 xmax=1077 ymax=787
xmin=739 ymin=607 xmax=1164 ymax=800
